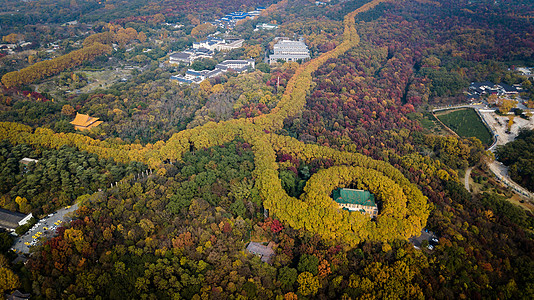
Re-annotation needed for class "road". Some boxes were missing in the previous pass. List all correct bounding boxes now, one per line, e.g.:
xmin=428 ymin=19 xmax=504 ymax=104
xmin=465 ymin=167 xmax=472 ymax=192
xmin=11 ymin=203 xmax=79 ymax=254
xmin=477 ymin=109 xmax=534 ymax=200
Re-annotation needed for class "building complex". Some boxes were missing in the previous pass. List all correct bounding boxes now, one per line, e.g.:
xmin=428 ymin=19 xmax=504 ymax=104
xmin=171 ymin=59 xmax=255 ymax=84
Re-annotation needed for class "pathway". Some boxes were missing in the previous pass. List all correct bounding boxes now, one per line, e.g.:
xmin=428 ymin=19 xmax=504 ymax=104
xmin=465 ymin=167 xmax=472 ymax=192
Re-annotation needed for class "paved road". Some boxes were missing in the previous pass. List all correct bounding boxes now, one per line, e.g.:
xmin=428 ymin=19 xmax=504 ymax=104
xmin=11 ymin=203 xmax=79 ymax=254
xmin=465 ymin=167 xmax=472 ymax=192
xmin=488 ymin=161 xmax=533 ymax=199
xmin=477 ymin=109 xmax=534 ymax=200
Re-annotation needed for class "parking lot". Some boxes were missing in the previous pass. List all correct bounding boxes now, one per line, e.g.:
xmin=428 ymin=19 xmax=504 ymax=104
xmin=11 ymin=204 xmax=79 ymax=254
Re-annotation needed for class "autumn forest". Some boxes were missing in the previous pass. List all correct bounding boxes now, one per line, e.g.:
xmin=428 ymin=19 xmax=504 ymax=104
xmin=0 ymin=0 xmax=533 ymax=299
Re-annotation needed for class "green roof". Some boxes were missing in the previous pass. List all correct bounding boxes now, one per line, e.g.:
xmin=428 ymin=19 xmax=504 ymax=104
xmin=333 ymin=188 xmax=376 ymax=207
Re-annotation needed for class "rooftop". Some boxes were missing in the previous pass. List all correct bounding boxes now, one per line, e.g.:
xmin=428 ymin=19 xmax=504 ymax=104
xmin=333 ymin=188 xmax=376 ymax=207
xmin=0 ymin=208 xmax=27 ymax=230
xmin=246 ymin=242 xmax=275 ymax=263
xmin=70 ymin=113 xmax=103 ymax=131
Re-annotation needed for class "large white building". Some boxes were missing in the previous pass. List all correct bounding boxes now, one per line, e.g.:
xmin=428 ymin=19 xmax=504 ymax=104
xmin=269 ymin=39 xmax=310 ymax=64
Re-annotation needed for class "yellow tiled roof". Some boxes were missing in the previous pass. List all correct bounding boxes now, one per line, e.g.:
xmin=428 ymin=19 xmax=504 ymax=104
xmin=70 ymin=113 xmax=102 ymax=130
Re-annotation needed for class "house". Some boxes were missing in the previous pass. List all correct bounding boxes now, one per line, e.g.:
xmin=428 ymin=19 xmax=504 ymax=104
xmin=246 ymin=242 xmax=275 ymax=263
xmin=269 ymin=39 xmax=310 ymax=64
xmin=0 ymin=208 xmax=32 ymax=231
xmin=333 ymin=188 xmax=378 ymax=217
xmin=70 ymin=113 xmax=103 ymax=131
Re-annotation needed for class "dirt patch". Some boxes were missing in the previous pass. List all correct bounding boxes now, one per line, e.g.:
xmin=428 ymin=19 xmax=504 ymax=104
xmin=507 ymin=194 xmax=534 ymax=212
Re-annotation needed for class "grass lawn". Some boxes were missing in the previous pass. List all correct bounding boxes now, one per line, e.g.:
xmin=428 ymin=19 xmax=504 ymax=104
xmin=436 ymin=108 xmax=493 ymax=145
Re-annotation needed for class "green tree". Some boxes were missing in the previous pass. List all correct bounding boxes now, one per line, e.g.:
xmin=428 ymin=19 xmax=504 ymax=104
xmin=278 ymin=266 xmax=298 ymax=291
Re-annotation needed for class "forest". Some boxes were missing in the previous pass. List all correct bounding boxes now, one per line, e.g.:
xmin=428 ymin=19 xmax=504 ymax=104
xmin=0 ymin=0 xmax=534 ymax=299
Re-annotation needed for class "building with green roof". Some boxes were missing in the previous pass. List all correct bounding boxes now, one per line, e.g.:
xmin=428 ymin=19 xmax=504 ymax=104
xmin=332 ymin=188 xmax=378 ymax=217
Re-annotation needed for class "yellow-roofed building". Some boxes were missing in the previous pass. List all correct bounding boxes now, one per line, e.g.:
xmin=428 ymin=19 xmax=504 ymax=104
xmin=70 ymin=113 xmax=103 ymax=131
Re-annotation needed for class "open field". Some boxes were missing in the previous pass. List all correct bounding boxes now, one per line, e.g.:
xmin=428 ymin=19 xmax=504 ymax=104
xmin=35 ymin=67 xmax=133 ymax=95
xmin=436 ymin=108 xmax=493 ymax=145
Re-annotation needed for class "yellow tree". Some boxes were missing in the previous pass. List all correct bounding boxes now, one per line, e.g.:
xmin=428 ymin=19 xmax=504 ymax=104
xmin=0 ymin=266 xmax=20 ymax=294
xmin=297 ymin=272 xmax=320 ymax=296
xmin=191 ymin=23 xmax=216 ymax=39
xmin=2 ymin=33 xmax=23 ymax=44
xmin=499 ymin=99 xmax=517 ymax=114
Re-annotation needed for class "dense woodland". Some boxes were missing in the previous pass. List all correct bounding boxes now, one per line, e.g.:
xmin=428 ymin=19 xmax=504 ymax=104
xmin=1 ymin=0 xmax=534 ymax=299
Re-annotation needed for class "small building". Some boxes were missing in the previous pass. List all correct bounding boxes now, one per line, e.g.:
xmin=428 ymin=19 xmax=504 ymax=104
xmin=333 ymin=188 xmax=378 ymax=217
xmin=20 ymin=158 xmax=38 ymax=173
xmin=256 ymin=23 xmax=278 ymax=30
xmin=19 ymin=158 xmax=38 ymax=166
xmin=246 ymin=242 xmax=275 ymax=263
xmin=515 ymin=67 xmax=533 ymax=78
xmin=499 ymin=83 xmax=519 ymax=95
xmin=269 ymin=39 xmax=310 ymax=64
xmin=0 ymin=208 xmax=32 ymax=231
xmin=70 ymin=113 xmax=103 ymax=131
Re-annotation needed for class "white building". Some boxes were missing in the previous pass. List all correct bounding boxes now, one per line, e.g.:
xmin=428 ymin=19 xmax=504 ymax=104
xmin=269 ymin=39 xmax=310 ymax=64
xmin=256 ymin=23 xmax=278 ymax=30
xmin=171 ymin=59 xmax=255 ymax=85
xmin=193 ymin=37 xmax=244 ymax=52
xmin=215 ymin=59 xmax=255 ymax=72
xmin=169 ymin=48 xmax=214 ymax=65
